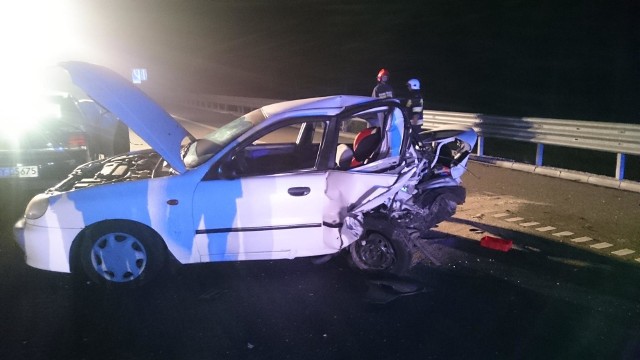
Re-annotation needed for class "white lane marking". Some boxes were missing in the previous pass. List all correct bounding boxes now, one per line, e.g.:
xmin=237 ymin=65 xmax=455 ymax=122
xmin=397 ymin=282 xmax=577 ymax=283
xmin=536 ymin=226 xmax=556 ymax=232
xmin=590 ymin=242 xmax=613 ymax=249
xmin=553 ymin=231 xmax=574 ymax=237
xmin=611 ymin=249 xmax=635 ymax=256
xmin=475 ymin=209 xmax=639 ymax=258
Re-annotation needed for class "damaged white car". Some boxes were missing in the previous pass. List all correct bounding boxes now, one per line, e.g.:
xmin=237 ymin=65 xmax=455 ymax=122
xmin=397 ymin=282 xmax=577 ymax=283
xmin=14 ymin=61 xmax=477 ymax=287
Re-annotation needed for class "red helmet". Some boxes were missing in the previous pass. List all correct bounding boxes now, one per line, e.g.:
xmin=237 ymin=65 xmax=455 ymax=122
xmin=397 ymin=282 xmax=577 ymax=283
xmin=377 ymin=68 xmax=389 ymax=82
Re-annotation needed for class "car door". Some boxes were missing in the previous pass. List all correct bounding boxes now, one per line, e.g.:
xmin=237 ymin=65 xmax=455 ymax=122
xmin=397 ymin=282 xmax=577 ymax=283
xmin=323 ymin=104 xmax=410 ymax=244
xmin=191 ymin=117 xmax=335 ymax=262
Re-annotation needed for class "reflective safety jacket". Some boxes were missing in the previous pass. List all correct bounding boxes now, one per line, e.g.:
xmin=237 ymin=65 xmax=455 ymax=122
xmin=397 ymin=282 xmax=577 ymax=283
xmin=372 ymin=82 xmax=394 ymax=99
xmin=405 ymin=90 xmax=424 ymax=126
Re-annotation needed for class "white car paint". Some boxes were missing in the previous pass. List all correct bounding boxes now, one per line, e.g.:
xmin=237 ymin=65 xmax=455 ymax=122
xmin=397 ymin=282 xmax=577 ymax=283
xmin=15 ymin=61 xmax=416 ymax=279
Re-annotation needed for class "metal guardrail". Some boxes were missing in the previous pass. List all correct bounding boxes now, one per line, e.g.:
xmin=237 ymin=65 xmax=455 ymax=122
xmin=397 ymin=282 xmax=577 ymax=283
xmin=159 ymin=93 xmax=277 ymax=118
xmin=153 ymin=91 xmax=640 ymax=192
xmin=421 ymin=110 xmax=640 ymax=181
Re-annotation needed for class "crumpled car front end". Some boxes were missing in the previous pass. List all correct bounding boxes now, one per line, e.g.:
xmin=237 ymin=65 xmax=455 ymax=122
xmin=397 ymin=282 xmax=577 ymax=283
xmin=342 ymin=125 xmax=477 ymax=274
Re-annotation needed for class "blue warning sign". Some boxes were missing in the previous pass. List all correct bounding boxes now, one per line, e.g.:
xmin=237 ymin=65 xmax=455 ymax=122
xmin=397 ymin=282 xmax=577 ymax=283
xmin=132 ymin=68 xmax=148 ymax=84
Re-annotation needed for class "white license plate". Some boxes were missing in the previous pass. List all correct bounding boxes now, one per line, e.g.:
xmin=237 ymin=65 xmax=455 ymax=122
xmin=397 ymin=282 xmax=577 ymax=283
xmin=0 ymin=166 xmax=39 ymax=178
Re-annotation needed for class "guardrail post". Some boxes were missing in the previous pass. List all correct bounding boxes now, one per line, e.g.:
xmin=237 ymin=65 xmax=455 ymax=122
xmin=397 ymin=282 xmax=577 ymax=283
xmin=535 ymin=144 xmax=544 ymax=166
xmin=476 ymin=136 xmax=484 ymax=156
xmin=616 ymin=153 xmax=626 ymax=180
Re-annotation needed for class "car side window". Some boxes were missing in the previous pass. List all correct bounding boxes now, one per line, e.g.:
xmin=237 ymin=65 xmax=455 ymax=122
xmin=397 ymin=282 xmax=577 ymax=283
xmin=220 ymin=118 xmax=328 ymax=178
xmin=334 ymin=106 xmax=403 ymax=170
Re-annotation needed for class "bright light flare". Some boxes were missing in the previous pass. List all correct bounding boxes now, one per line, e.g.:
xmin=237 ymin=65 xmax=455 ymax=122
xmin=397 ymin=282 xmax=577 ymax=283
xmin=0 ymin=97 xmax=62 ymax=142
xmin=0 ymin=1 xmax=82 ymax=137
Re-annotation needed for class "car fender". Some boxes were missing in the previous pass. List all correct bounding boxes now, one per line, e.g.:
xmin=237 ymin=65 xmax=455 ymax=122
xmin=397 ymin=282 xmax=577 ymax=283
xmin=31 ymin=175 xmax=198 ymax=265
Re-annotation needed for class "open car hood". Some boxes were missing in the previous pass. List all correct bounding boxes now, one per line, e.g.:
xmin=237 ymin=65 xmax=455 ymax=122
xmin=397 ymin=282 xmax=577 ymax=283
xmin=59 ymin=61 xmax=191 ymax=173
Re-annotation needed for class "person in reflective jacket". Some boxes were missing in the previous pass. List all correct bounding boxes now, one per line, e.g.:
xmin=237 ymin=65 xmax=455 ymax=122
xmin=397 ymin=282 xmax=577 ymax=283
xmin=372 ymin=68 xmax=394 ymax=99
xmin=405 ymin=78 xmax=424 ymax=138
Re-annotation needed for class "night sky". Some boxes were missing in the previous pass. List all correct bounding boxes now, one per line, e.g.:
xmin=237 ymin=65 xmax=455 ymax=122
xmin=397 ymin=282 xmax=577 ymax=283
xmin=76 ymin=0 xmax=638 ymax=123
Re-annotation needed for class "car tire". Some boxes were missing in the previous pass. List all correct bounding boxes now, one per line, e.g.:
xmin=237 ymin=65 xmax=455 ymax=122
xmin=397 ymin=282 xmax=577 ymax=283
xmin=79 ymin=221 xmax=166 ymax=287
xmin=349 ymin=230 xmax=411 ymax=275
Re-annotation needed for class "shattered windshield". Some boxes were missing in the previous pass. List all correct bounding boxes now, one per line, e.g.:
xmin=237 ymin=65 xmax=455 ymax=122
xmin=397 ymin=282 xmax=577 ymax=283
xmin=183 ymin=109 xmax=266 ymax=168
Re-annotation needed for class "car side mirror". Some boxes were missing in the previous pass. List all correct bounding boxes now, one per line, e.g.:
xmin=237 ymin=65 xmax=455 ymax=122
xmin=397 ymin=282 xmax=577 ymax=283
xmin=218 ymin=160 xmax=238 ymax=179
xmin=218 ymin=154 xmax=246 ymax=179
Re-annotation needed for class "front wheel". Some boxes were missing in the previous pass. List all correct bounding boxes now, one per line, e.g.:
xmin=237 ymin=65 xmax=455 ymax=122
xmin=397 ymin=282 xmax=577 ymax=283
xmin=349 ymin=231 xmax=411 ymax=275
xmin=79 ymin=222 xmax=166 ymax=287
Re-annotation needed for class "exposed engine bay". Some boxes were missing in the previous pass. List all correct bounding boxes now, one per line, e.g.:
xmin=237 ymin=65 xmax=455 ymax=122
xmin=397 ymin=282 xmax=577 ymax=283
xmin=52 ymin=150 xmax=174 ymax=192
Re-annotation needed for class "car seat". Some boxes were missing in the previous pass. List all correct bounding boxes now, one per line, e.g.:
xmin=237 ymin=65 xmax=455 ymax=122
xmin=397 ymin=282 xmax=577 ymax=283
xmin=350 ymin=127 xmax=381 ymax=168
xmin=335 ymin=144 xmax=354 ymax=169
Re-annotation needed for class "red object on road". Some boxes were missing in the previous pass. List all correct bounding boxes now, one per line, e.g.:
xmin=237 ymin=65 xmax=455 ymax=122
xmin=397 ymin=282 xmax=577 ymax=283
xmin=480 ymin=236 xmax=513 ymax=252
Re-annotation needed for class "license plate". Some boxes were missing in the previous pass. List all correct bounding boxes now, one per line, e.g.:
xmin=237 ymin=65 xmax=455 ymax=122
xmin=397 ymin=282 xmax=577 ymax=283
xmin=0 ymin=166 xmax=39 ymax=178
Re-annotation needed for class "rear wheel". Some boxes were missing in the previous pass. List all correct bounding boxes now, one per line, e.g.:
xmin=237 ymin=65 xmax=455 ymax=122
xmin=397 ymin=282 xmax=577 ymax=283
xmin=79 ymin=222 xmax=166 ymax=287
xmin=349 ymin=231 xmax=411 ymax=275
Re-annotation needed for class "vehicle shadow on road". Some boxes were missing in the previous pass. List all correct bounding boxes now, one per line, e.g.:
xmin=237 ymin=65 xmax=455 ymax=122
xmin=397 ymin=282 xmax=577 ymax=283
xmin=5 ymin=235 xmax=640 ymax=360
xmin=416 ymin=216 xmax=640 ymax=308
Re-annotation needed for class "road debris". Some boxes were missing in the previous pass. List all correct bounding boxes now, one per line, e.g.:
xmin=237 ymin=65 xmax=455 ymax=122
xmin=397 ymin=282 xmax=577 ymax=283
xmin=364 ymin=277 xmax=427 ymax=304
xmin=480 ymin=236 xmax=513 ymax=252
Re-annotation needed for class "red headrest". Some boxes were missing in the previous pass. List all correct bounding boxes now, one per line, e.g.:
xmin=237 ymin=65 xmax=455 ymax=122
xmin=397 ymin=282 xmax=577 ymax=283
xmin=351 ymin=127 xmax=381 ymax=166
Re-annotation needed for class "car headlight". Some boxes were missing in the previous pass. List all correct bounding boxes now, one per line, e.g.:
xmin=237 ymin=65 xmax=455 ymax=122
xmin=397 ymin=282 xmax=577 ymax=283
xmin=25 ymin=194 xmax=50 ymax=219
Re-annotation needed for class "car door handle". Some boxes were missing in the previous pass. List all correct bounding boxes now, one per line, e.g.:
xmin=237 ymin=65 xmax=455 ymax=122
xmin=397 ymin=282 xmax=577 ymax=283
xmin=288 ymin=187 xmax=311 ymax=196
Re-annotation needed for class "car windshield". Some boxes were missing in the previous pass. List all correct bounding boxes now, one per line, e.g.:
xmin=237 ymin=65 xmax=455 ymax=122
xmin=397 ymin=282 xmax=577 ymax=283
xmin=183 ymin=108 xmax=266 ymax=168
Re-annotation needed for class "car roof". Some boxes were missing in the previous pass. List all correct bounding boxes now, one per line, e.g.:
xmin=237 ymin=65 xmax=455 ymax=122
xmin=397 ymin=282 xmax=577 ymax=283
xmin=261 ymin=95 xmax=380 ymax=119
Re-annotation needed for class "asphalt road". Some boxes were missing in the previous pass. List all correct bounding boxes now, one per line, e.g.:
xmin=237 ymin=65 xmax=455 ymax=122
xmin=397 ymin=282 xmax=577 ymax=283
xmin=1 ymin=178 xmax=640 ymax=360
xmin=1 ymin=108 xmax=639 ymax=359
